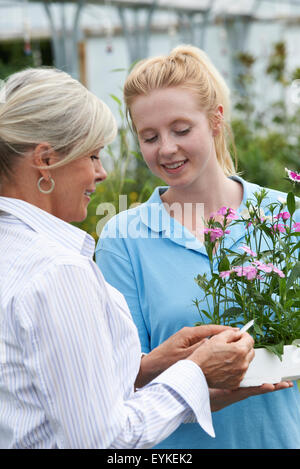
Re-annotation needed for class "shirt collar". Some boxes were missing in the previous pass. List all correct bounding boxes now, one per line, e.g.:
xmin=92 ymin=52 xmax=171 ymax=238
xmin=139 ymin=187 xmax=171 ymax=233
xmin=0 ymin=197 xmax=95 ymax=258
xmin=139 ymin=176 xmax=260 ymax=252
xmin=140 ymin=175 xmax=255 ymax=230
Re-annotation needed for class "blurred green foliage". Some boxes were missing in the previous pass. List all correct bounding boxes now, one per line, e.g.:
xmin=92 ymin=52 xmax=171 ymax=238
xmin=233 ymin=40 xmax=300 ymax=192
xmin=0 ymin=38 xmax=52 ymax=79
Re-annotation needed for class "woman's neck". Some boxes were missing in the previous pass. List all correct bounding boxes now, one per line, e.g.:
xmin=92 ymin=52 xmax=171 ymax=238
xmin=161 ymin=171 xmax=243 ymax=220
xmin=160 ymin=170 xmax=243 ymax=241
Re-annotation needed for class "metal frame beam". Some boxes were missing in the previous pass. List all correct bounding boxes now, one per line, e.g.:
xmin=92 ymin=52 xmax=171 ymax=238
xmin=43 ymin=0 xmax=85 ymax=78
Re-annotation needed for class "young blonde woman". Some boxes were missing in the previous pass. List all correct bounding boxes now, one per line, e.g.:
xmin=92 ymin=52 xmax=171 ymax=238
xmin=96 ymin=45 xmax=300 ymax=449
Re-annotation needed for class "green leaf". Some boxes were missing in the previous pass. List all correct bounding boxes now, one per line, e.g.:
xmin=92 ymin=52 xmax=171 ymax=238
xmin=131 ymin=151 xmax=143 ymax=161
xmin=289 ymin=241 xmax=300 ymax=255
xmin=254 ymin=322 xmax=264 ymax=336
xmin=123 ymin=178 xmax=136 ymax=185
xmin=194 ymin=274 xmax=208 ymax=290
xmin=200 ymin=309 xmax=214 ymax=320
xmin=109 ymin=94 xmax=122 ymax=106
xmin=263 ymin=342 xmax=284 ymax=361
xmin=287 ymin=191 xmax=296 ymax=216
xmin=218 ymin=256 xmax=230 ymax=273
xmin=110 ymin=68 xmax=126 ymax=72
xmin=286 ymin=261 xmax=300 ymax=290
xmin=233 ymin=289 xmax=243 ymax=307
xmin=223 ymin=306 xmax=243 ymax=318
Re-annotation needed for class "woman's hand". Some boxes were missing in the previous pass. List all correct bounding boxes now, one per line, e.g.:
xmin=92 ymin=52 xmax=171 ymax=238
xmin=209 ymin=381 xmax=294 ymax=412
xmin=135 ymin=325 xmax=231 ymax=388
xmin=187 ymin=329 xmax=255 ymax=389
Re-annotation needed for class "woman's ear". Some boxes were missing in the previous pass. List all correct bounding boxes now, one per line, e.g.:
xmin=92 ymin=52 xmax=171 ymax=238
xmin=212 ymin=105 xmax=224 ymax=137
xmin=31 ymin=142 xmax=56 ymax=180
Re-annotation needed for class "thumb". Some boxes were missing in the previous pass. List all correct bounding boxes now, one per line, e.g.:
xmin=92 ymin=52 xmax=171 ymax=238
xmin=193 ymin=324 xmax=233 ymax=341
xmin=214 ymin=328 xmax=242 ymax=343
xmin=188 ymin=337 xmax=209 ymax=354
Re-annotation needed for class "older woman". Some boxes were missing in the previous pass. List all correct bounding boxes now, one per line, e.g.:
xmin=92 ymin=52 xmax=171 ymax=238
xmin=0 ymin=68 xmax=287 ymax=449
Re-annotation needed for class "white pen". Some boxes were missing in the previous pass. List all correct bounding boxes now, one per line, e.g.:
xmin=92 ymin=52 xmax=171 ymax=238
xmin=240 ymin=319 xmax=255 ymax=333
xmin=207 ymin=318 xmax=254 ymax=339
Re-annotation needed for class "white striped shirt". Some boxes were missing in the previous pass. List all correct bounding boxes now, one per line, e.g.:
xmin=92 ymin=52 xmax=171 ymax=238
xmin=0 ymin=197 xmax=214 ymax=449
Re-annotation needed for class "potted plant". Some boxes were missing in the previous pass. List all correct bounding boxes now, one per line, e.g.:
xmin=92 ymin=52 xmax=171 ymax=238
xmin=194 ymin=169 xmax=300 ymax=386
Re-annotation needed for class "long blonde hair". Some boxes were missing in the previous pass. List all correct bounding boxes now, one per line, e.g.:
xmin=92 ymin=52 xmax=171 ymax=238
xmin=124 ymin=45 xmax=236 ymax=176
xmin=0 ymin=67 xmax=117 ymax=180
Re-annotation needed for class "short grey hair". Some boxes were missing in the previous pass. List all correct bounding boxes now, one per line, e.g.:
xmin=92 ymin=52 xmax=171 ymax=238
xmin=0 ymin=67 xmax=117 ymax=180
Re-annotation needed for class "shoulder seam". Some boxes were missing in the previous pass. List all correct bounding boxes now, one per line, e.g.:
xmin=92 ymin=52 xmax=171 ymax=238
xmin=96 ymin=247 xmax=131 ymax=264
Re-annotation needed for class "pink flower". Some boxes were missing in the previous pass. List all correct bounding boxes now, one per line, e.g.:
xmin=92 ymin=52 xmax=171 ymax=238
xmin=219 ymin=270 xmax=232 ymax=278
xmin=272 ymin=223 xmax=286 ymax=233
xmin=216 ymin=207 xmax=228 ymax=216
xmin=216 ymin=206 xmax=238 ymax=220
xmin=233 ymin=265 xmax=258 ymax=280
xmin=253 ymin=261 xmax=285 ymax=278
xmin=271 ymin=265 xmax=285 ymax=278
xmin=204 ymin=227 xmax=230 ymax=242
xmin=293 ymin=222 xmax=300 ymax=232
xmin=253 ymin=260 xmax=273 ymax=273
xmin=285 ymin=168 xmax=300 ymax=183
xmin=243 ymin=266 xmax=258 ymax=281
xmin=239 ymin=245 xmax=257 ymax=257
xmin=274 ymin=212 xmax=290 ymax=221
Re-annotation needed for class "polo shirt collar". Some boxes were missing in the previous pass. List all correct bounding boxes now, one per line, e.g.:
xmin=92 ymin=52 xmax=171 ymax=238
xmin=0 ymin=196 xmax=95 ymax=258
xmin=139 ymin=176 xmax=262 ymax=252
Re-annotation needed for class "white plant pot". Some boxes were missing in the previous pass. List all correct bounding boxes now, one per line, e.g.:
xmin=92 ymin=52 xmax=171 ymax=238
xmin=240 ymin=344 xmax=300 ymax=387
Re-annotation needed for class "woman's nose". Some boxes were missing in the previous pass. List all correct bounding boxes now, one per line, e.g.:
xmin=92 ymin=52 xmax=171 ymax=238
xmin=95 ymin=160 xmax=107 ymax=183
xmin=158 ymin=137 xmax=177 ymax=157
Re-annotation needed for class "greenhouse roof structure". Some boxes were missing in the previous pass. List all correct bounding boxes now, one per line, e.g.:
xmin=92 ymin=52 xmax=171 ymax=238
xmin=25 ymin=0 xmax=300 ymax=17
xmin=1 ymin=0 xmax=300 ymax=80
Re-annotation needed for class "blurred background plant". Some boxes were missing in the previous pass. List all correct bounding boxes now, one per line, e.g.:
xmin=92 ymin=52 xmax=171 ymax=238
xmin=0 ymin=38 xmax=52 ymax=78
xmin=232 ymin=40 xmax=300 ymax=194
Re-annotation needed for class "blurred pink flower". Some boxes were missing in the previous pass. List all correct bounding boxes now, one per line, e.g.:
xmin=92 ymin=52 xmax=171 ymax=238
xmin=233 ymin=265 xmax=258 ymax=280
xmin=253 ymin=260 xmax=273 ymax=273
xmin=285 ymin=168 xmax=300 ymax=183
xmin=272 ymin=223 xmax=286 ymax=233
xmin=204 ymin=227 xmax=230 ymax=242
xmin=253 ymin=260 xmax=285 ymax=277
xmin=274 ymin=212 xmax=290 ymax=221
xmin=271 ymin=265 xmax=285 ymax=278
xmin=293 ymin=222 xmax=300 ymax=232
xmin=216 ymin=207 xmax=228 ymax=216
xmin=216 ymin=206 xmax=238 ymax=220
xmin=239 ymin=245 xmax=257 ymax=256
xmin=219 ymin=270 xmax=232 ymax=278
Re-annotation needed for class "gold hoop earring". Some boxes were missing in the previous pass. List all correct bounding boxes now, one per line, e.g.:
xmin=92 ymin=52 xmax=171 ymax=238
xmin=37 ymin=176 xmax=55 ymax=194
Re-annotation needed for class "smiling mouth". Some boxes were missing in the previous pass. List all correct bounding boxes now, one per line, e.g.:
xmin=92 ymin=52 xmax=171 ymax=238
xmin=161 ymin=160 xmax=187 ymax=170
xmin=84 ymin=190 xmax=95 ymax=196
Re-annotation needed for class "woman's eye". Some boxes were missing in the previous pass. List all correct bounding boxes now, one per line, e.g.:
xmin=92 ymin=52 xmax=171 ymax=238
xmin=143 ymin=136 xmax=157 ymax=143
xmin=175 ymin=128 xmax=190 ymax=135
xmin=90 ymin=155 xmax=99 ymax=161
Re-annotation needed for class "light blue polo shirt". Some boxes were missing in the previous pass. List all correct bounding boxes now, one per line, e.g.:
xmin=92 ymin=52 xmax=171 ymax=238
xmin=96 ymin=176 xmax=300 ymax=449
